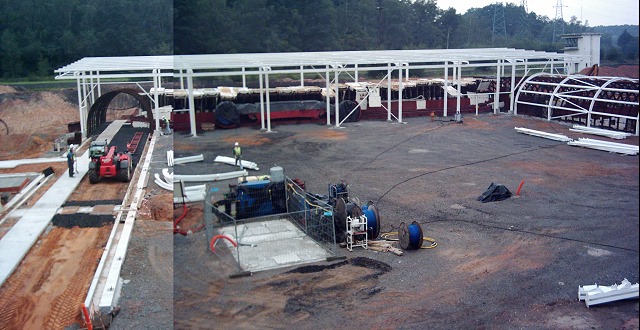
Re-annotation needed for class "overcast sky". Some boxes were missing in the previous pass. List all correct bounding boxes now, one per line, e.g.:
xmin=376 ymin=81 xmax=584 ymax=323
xmin=435 ymin=0 xmax=639 ymax=27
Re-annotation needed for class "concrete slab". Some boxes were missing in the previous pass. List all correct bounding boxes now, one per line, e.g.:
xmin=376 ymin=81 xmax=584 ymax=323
xmin=0 ymin=121 xmax=124 ymax=287
xmin=218 ymin=218 xmax=331 ymax=273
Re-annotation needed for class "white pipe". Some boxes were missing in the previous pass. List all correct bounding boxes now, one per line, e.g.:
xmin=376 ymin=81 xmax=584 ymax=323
xmin=154 ymin=173 xmax=173 ymax=191
xmin=173 ymin=154 xmax=204 ymax=165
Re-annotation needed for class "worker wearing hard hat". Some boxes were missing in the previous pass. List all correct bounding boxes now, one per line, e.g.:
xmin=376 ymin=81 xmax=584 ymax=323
xmin=162 ymin=116 xmax=171 ymax=135
xmin=233 ymin=142 xmax=243 ymax=170
xmin=66 ymin=145 xmax=75 ymax=177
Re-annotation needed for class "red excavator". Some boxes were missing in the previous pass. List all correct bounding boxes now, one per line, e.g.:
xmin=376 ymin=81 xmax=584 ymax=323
xmin=88 ymin=142 xmax=133 ymax=184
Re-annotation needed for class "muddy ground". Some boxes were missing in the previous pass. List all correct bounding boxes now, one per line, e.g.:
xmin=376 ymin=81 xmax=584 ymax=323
xmin=173 ymin=113 xmax=639 ymax=329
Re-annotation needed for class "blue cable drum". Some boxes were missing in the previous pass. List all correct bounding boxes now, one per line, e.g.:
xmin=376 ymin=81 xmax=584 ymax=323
xmin=399 ymin=221 xmax=423 ymax=250
xmin=362 ymin=204 xmax=380 ymax=239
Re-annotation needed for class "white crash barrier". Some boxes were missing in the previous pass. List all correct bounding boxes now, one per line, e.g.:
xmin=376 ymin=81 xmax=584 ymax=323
xmin=578 ymin=278 xmax=639 ymax=307
xmin=173 ymin=154 xmax=205 ymax=165
xmin=514 ymin=127 xmax=573 ymax=142
xmin=214 ymin=155 xmax=259 ymax=170
xmin=569 ymin=125 xmax=633 ymax=140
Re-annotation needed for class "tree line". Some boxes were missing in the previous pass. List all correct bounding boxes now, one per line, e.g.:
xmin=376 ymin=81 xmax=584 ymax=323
xmin=1 ymin=0 xmax=637 ymax=80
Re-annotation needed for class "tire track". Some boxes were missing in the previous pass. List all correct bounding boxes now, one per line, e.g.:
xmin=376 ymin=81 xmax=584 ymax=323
xmin=42 ymin=245 xmax=99 ymax=329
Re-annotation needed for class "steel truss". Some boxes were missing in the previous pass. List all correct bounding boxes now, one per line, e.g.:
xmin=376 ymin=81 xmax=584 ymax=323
xmin=514 ymin=73 xmax=639 ymax=135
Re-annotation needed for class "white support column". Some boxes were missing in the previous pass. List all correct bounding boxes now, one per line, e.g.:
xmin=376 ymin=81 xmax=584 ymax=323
xmin=76 ymin=73 xmax=85 ymax=137
xmin=550 ymin=60 xmax=554 ymax=74
xmin=443 ymin=62 xmax=448 ymax=117
xmin=186 ymin=69 xmax=197 ymax=137
xmin=494 ymin=60 xmax=501 ymax=114
xmin=326 ymin=65 xmax=331 ymax=126
xmin=405 ymin=65 xmax=409 ymax=82
xmin=265 ymin=68 xmax=272 ymax=132
xmin=456 ymin=63 xmax=462 ymax=116
xmin=387 ymin=65 xmax=392 ymax=121
xmin=354 ymin=64 xmax=358 ymax=83
xmin=510 ymin=61 xmax=517 ymax=113
xmin=334 ymin=69 xmax=340 ymax=128
xmin=300 ymin=66 xmax=304 ymax=86
xmin=398 ymin=64 xmax=404 ymax=123
xmin=153 ymin=69 xmax=161 ymax=133
xmin=259 ymin=68 xmax=266 ymax=131
xmin=242 ymin=67 xmax=246 ymax=88
xmin=89 ymin=71 xmax=95 ymax=105
xmin=81 ymin=72 xmax=88 ymax=135
xmin=179 ymin=70 xmax=184 ymax=90
xmin=96 ymin=71 xmax=102 ymax=97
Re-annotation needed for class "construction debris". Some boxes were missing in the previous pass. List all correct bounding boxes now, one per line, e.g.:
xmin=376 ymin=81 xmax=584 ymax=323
xmin=367 ymin=240 xmax=403 ymax=255
xmin=569 ymin=125 xmax=633 ymax=140
xmin=567 ymin=138 xmax=639 ymax=155
xmin=514 ymin=127 xmax=573 ymax=142
xmin=578 ymin=278 xmax=639 ymax=307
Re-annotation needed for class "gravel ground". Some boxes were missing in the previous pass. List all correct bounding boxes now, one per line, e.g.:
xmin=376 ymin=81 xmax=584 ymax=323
xmin=173 ymin=113 xmax=639 ymax=329
xmin=109 ymin=132 xmax=174 ymax=329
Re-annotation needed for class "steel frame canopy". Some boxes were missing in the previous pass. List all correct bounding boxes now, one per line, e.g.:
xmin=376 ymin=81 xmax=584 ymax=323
xmin=174 ymin=48 xmax=587 ymax=136
xmin=55 ymin=56 xmax=174 ymax=137
xmin=56 ymin=49 xmax=588 ymax=138
xmin=514 ymin=73 xmax=640 ymax=135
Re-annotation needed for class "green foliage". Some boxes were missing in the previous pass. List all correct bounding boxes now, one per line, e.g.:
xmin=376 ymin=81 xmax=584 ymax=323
xmin=1 ymin=0 xmax=637 ymax=79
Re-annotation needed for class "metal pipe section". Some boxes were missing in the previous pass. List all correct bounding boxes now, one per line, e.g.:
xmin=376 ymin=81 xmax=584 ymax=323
xmin=398 ymin=63 xmax=403 ymax=123
xmin=186 ymin=69 xmax=197 ymax=137
xmin=153 ymin=69 xmax=161 ymax=133
xmin=326 ymin=65 xmax=331 ymax=126
xmin=443 ymin=62 xmax=448 ymax=117
xmin=494 ymin=60 xmax=501 ymax=114
xmin=265 ymin=68 xmax=272 ymax=132
xmin=334 ymin=69 xmax=340 ymax=128
xmin=259 ymin=68 xmax=265 ymax=130
xmin=387 ymin=65 xmax=392 ymax=121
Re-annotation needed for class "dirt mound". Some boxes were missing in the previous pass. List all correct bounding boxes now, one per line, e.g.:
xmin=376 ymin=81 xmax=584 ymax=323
xmin=138 ymin=192 xmax=173 ymax=221
xmin=0 ymin=89 xmax=77 ymax=159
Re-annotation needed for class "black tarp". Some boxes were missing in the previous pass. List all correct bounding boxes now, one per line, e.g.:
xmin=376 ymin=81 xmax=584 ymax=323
xmin=477 ymin=182 xmax=512 ymax=203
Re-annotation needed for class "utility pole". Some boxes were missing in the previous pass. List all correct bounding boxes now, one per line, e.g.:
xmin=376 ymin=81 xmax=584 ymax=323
xmin=552 ymin=0 xmax=567 ymax=43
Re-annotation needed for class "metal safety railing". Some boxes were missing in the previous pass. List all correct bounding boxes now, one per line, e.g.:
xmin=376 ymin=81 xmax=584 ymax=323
xmin=204 ymin=178 xmax=340 ymax=275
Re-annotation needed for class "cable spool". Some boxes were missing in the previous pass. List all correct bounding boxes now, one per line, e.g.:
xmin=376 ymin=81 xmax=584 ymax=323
xmin=361 ymin=204 xmax=380 ymax=239
xmin=398 ymin=221 xmax=423 ymax=250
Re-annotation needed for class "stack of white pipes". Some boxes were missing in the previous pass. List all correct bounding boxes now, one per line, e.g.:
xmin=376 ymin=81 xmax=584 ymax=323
xmin=569 ymin=125 xmax=633 ymax=140
xmin=567 ymin=138 xmax=639 ymax=155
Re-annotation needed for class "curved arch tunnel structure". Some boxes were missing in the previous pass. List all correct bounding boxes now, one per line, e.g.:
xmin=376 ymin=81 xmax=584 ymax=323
xmin=87 ymin=89 xmax=154 ymax=136
xmin=514 ymin=73 xmax=639 ymax=135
